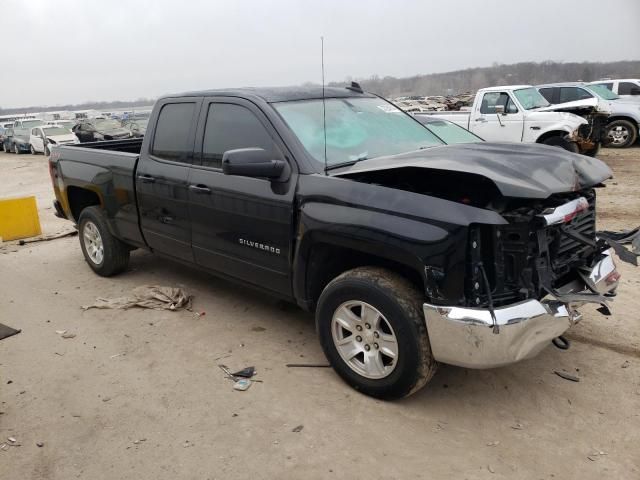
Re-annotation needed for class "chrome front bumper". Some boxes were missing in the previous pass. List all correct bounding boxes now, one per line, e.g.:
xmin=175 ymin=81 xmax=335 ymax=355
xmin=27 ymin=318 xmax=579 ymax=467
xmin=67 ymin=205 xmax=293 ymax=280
xmin=423 ymin=249 xmax=619 ymax=369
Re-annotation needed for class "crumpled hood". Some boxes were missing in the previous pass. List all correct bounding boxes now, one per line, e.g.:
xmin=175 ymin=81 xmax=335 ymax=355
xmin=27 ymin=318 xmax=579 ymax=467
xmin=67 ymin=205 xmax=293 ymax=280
xmin=332 ymin=142 xmax=612 ymax=199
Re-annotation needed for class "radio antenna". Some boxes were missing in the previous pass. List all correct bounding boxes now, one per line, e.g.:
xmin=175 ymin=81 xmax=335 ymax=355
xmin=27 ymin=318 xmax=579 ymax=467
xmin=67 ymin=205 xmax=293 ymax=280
xmin=321 ymin=36 xmax=328 ymax=175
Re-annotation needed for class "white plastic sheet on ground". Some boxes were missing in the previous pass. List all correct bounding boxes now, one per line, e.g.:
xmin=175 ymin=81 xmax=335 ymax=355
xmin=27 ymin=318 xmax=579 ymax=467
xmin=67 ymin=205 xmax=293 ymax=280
xmin=82 ymin=285 xmax=192 ymax=311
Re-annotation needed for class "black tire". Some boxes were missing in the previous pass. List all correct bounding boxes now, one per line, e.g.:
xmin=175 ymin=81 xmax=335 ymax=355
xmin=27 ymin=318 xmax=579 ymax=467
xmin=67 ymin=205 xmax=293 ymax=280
xmin=583 ymin=143 xmax=601 ymax=157
xmin=316 ymin=267 xmax=437 ymax=399
xmin=606 ymin=119 xmax=638 ymax=148
xmin=78 ymin=206 xmax=130 ymax=277
xmin=542 ymin=135 xmax=579 ymax=153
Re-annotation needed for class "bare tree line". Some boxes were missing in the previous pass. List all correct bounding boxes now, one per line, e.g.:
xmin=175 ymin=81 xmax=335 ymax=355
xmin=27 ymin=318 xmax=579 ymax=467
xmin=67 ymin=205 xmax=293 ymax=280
xmin=2 ymin=60 xmax=639 ymax=114
xmin=331 ymin=60 xmax=640 ymax=97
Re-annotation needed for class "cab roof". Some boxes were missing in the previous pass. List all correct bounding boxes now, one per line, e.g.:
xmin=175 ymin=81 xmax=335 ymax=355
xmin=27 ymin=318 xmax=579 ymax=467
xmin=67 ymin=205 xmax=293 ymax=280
xmin=161 ymin=86 xmax=375 ymax=103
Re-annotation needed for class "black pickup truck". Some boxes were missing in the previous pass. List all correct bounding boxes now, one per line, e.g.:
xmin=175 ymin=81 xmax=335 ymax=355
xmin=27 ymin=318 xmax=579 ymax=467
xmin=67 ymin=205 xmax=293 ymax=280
xmin=49 ymin=85 xmax=621 ymax=399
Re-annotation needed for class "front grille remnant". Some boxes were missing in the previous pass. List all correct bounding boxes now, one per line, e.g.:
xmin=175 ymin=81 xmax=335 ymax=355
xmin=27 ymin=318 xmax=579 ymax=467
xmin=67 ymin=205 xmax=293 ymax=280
xmin=466 ymin=189 xmax=598 ymax=308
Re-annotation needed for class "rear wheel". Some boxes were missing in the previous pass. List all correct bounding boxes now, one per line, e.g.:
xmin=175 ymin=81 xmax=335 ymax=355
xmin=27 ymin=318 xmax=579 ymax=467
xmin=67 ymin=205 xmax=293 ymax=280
xmin=78 ymin=206 xmax=130 ymax=276
xmin=316 ymin=267 xmax=437 ymax=399
xmin=606 ymin=119 xmax=637 ymax=148
xmin=542 ymin=135 xmax=579 ymax=153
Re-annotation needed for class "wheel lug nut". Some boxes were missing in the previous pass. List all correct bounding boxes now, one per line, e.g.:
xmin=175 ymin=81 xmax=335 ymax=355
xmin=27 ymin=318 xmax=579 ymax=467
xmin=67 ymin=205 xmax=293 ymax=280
xmin=365 ymin=323 xmax=371 ymax=329
xmin=356 ymin=325 xmax=363 ymax=331
xmin=356 ymin=336 xmax=362 ymax=342
xmin=364 ymin=344 xmax=370 ymax=351
xmin=374 ymin=343 xmax=379 ymax=349
xmin=373 ymin=332 xmax=379 ymax=338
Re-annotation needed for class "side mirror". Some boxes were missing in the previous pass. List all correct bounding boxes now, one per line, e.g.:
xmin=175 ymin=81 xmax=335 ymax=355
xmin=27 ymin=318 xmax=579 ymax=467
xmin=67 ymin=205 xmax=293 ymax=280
xmin=494 ymin=105 xmax=505 ymax=115
xmin=222 ymin=148 xmax=285 ymax=179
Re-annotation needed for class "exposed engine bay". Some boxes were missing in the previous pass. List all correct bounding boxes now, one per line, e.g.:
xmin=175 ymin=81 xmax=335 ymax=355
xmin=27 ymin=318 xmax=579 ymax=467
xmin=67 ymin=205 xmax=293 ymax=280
xmin=343 ymin=166 xmax=624 ymax=311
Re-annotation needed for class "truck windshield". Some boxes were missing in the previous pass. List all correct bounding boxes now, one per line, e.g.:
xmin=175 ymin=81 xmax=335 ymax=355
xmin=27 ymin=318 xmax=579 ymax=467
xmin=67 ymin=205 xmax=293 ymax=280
xmin=43 ymin=127 xmax=70 ymax=136
xmin=274 ymin=97 xmax=444 ymax=168
xmin=20 ymin=120 xmax=45 ymax=128
xmin=585 ymin=84 xmax=620 ymax=101
xmin=94 ymin=119 xmax=123 ymax=130
xmin=513 ymin=88 xmax=550 ymax=110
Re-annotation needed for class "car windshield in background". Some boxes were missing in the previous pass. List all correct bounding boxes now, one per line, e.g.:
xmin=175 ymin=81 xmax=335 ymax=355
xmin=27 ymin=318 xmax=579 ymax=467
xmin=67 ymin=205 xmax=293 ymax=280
xmin=514 ymin=88 xmax=550 ymax=109
xmin=585 ymin=84 xmax=620 ymax=101
xmin=44 ymin=127 xmax=70 ymax=136
xmin=21 ymin=120 xmax=45 ymax=128
xmin=423 ymin=120 xmax=483 ymax=144
xmin=274 ymin=97 xmax=444 ymax=168
xmin=94 ymin=119 xmax=123 ymax=130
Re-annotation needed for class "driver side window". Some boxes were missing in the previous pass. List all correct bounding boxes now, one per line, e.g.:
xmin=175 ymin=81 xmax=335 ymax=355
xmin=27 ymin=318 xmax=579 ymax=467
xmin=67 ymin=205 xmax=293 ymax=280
xmin=480 ymin=92 xmax=518 ymax=114
xmin=201 ymin=103 xmax=281 ymax=169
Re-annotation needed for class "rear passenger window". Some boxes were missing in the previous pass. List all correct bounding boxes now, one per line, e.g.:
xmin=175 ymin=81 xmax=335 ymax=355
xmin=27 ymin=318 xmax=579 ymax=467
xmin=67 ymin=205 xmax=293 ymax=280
xmin=151 ymin=102 xmax=196 ymax=163
xmin=201 ymin=103 xmax=280 ymax=169
xmin=619 ymin=82 xmax=639 ymax=95
xmin=538 ymin=88 xmax=554 ymax=103
xmin=558 ymin=87 xmax=592 ymax=103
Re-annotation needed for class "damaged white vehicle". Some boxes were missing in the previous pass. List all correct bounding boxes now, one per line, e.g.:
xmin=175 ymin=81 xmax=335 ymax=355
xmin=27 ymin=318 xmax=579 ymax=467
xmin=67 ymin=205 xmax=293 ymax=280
xmin=415 ymin=85 xmax=607 ymax=156
xmin=29 ymin=125 xmax=79 ymax=155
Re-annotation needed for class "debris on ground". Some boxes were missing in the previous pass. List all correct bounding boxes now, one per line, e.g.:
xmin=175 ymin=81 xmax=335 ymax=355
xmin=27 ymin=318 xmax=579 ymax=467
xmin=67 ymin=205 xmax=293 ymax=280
xmin=621 ymin=360 xmax=630 ymax=368
xmin=61 ymin=332 xmax=76 ymax=339
xmin=292 ymin=425 xmax=304 ymax=433
xmin=182 ymin=440 xmax=194 ymax=448
xmin=219 ymin=364 xmax=257 ymax=391
xmin=232 ymin=366 xmax=255 ymax=378
xmin=81 ymin=285 xmax=192 ymax=311
xmin=285 ymin=363 xmax=331 ymax=368
xmin=587 ymin=450 xmax=608 ymax=461
xmin=554 ymin=370 xmax=580 ymax=382
xmin=17 ymin=230 xmax=78 ymax=246
xmin=7 ymin=437 xmax=20 ymax=446
xmin=36 ymin=442 xmax=44 ymax=448
xmin=486 ymin=441 xmax=500 ymax=447
xmin=487 ymin=465 xmax=495 ymax=473
xmin=232 ymin=378 xmax=252 ymax=391
xmin=0 ymin=323 xmax=21 ymax=341
xmin=510 ymin=423 xmax=524 ymax=430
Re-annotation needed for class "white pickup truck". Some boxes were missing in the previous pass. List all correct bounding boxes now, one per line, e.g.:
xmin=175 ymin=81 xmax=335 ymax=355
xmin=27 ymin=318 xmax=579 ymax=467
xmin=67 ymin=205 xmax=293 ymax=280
xmin=416 ymin=85 xmax=604 ymax=156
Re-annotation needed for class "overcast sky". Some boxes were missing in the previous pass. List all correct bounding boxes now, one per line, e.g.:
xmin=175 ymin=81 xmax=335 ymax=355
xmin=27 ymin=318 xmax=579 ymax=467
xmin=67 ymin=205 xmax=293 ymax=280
xmin=1 ymin=0 xmax=639 ymax=108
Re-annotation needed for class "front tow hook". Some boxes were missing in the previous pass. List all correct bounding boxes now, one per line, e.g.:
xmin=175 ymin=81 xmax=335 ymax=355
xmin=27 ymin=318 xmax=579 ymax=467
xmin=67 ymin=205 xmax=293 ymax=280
xmin=552 ymin=336 xmax=570 ymax=350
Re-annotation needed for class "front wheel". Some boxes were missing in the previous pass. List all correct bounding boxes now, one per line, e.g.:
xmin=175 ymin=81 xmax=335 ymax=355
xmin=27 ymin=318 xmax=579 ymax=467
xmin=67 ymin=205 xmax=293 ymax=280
xmin=78 ymin=206 xmax=130 ymax=276
xmin=316 ymin=267 xmax=437 ymax=399
xmin=606 ymin=119 xmax=638 ymax=148
xmin=542 ymin=136 xmax=579 ymax=153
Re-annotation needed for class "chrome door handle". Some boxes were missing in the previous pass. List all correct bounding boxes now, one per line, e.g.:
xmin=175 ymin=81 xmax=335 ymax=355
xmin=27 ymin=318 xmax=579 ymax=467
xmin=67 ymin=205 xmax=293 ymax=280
xmin=137 ymin=174 xmax=155 ymax=183
xmin=189 ymin=184 xmax=212 ymax=194
xmin=475 ymin=117 xmax=487 ymax=122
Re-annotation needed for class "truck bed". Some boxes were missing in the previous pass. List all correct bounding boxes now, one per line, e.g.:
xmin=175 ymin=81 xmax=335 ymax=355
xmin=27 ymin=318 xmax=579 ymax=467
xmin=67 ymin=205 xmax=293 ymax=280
xmin=51 ymin=138 xmax=144 ymax=248
xmin=64 ymin=137 xmax=144 ymax=154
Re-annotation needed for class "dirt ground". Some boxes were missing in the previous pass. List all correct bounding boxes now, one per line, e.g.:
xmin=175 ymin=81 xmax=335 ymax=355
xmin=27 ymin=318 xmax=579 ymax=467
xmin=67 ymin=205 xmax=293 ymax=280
xmin=1 ymin=147 xmax=639 ymax=480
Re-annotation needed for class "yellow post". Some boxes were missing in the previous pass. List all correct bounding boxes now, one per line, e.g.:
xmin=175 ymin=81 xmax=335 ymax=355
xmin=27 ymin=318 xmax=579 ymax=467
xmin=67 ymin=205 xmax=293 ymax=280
xmin=0 ymin=196 xmax=42 ymax=241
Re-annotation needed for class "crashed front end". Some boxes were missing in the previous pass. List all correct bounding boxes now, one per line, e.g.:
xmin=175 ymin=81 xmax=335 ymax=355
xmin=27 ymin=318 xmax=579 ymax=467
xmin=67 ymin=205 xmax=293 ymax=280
xmin=572 ymin=111 xmax=612 ymax=154
xmin=424 ymin=189 xmax=620 ymax=368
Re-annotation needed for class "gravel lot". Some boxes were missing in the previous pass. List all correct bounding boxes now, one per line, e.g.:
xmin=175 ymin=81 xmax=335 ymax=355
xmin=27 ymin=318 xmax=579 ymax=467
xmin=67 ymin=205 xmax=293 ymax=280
xmin=1 ymin=148 xmax=639 ymax=479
